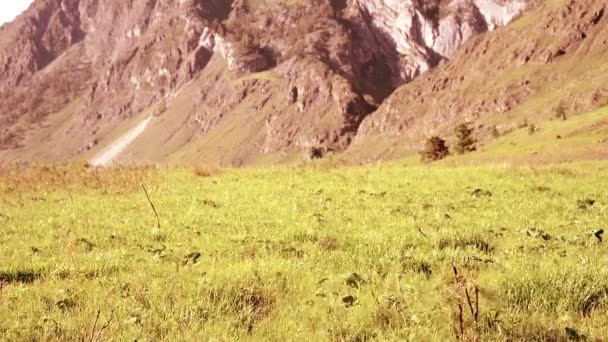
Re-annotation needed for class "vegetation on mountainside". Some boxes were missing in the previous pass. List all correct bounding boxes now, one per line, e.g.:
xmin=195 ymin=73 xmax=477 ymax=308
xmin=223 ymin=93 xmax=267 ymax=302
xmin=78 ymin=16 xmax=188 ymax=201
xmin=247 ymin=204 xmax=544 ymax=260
xmin=421 ymin=136 xmax=450 ymax=163
xmin=555 ymin=101 xmax=568 ymax=121
xmin=1 ymin=161 xmax=608 ymax=340
xmin=219 ymin=0 xmax=340 ymax=68
xmin=454 ymin=123 xmax=476 ymax=155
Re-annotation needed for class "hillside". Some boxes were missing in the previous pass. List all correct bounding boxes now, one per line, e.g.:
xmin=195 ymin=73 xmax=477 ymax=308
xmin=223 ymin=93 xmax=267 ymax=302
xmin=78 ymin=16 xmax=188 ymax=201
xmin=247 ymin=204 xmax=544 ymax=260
xmin=0 ymin=0 xmax=606 ymax=166
xmin=349 ymin=0 xmax=608 ymax=163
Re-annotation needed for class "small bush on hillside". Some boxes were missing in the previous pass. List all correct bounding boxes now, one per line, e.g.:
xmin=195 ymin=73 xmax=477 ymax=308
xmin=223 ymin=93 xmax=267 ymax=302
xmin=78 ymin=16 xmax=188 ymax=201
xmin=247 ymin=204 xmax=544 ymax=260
xmin=491 ymin=126 xmax=500 ymax=138
xmin=528 ymin=124 xmax=538 ymax=135
xmin=306 ymin=146 xmax=325 ymax=160
xmin=554 ymin=101 xmax=568 ymax=121
xmin=454 ymin=123 xmax=476 ymax=154
xmin=518 ymin=118 xmax=529 ymax=129
xmin=591 ymin=89 xmax=608 ymax=108
xmin=420 ymin=136 xmax=449 ymax=163
xmin=193 ymin=164 xmax=221 ymax=178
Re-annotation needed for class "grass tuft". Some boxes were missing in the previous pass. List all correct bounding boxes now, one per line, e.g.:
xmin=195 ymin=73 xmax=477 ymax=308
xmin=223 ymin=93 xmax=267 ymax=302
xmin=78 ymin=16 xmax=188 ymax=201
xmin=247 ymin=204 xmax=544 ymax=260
xmin=192 ymin=164 xmax=222 ymax=178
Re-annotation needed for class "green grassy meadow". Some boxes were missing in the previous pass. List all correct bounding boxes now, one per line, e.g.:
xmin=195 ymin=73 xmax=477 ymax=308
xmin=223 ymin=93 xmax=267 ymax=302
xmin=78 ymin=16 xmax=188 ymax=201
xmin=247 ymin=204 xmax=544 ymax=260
xmin=1 ymin=162 xmax=608 ymax=341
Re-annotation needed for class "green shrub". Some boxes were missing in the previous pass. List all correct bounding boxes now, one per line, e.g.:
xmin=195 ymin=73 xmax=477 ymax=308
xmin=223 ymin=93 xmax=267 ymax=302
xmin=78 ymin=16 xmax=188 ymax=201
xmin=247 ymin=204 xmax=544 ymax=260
xmin=454 ymin=123 xmax=476 ymax=154
xmin=420 ymin=136 xmax=449 ymax=163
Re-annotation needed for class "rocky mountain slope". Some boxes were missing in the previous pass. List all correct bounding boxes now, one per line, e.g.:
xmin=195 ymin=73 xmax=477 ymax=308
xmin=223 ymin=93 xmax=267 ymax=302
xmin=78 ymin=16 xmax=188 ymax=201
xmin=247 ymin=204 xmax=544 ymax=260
xmin=1 ymin=0 xmax=605 ymax=166
xmin=349 ymin=0 xmax=608 ymax=161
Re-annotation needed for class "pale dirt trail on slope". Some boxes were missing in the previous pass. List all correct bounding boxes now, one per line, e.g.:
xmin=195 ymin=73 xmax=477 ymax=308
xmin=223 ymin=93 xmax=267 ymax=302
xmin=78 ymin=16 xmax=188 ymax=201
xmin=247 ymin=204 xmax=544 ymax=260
xmin=90 ymin=116 xmax=153 ymax=166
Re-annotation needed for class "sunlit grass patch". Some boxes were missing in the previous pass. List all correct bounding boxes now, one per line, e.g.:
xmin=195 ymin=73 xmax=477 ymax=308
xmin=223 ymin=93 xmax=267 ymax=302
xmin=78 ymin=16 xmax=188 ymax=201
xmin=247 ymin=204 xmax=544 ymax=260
xmin=1 ymin=162 xmax=607 ymax=340
xmin=504 ymin=263 xmax=608 ymax=317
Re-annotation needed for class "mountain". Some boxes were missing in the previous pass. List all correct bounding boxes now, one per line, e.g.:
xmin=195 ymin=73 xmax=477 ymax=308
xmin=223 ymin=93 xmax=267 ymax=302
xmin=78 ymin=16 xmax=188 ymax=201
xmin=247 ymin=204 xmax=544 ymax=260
xmin=0 ymin=0 xmax=605 ymax=166
xmin=349 ymin=0 xmax=608 ymax=162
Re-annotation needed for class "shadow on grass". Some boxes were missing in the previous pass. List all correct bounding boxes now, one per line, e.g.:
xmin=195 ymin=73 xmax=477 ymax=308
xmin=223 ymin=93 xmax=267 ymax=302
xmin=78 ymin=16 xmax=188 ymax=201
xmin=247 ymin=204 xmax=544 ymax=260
xmin=0 ymin=270 xmax=41 ymax=284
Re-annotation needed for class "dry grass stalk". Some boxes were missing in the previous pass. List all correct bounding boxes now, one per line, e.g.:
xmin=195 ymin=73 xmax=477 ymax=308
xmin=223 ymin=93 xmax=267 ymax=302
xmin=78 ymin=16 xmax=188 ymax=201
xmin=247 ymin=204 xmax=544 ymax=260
xmin=87 ymin=309 xmax=114 ymax=342
xmin=452 ymin=263 xmax=480 ymax=340
xmin=141 ymin=183 xmax=161 ymax=230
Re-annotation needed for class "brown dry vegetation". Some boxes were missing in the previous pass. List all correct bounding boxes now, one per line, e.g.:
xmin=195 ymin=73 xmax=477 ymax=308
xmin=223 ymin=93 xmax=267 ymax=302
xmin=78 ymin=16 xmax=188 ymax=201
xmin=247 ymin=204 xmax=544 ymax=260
xmin=0 ymin=162 xmax=158 ymax=196
xmin=192 ymin=164 xmax=223 ymax=178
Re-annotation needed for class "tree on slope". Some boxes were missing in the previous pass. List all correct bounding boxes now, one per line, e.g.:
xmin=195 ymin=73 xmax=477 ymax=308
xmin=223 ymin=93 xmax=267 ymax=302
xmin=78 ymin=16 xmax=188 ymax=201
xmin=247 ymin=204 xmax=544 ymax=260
xmin=454 ymin=123 xmax=476 ymax=154
xmin=421 ymin=136 xmax=450 ymax=163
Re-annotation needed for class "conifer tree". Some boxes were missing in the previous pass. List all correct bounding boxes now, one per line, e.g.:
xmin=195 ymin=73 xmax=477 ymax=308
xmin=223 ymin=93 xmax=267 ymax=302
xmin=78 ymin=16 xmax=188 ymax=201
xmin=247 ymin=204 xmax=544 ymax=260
xmin=454 ymin=123 xmax=476 ymax=154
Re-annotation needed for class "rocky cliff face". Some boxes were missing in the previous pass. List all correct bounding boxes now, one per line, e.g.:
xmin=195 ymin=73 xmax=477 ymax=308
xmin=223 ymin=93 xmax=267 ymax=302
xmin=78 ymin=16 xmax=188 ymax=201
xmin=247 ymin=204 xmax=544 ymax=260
xmin=343 ymin=0 xmax=529 ymax=87
xmin=0 ymin=0 xmax=532 ymax=164
xmin=0 ymin=0 xmax=83 ymax=88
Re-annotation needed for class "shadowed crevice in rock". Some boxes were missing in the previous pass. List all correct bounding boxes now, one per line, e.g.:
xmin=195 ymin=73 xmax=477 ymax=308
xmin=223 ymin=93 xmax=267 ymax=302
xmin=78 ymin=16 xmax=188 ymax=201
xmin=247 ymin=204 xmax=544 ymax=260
xmin=198 ymin=0 xmax=234 ymax=22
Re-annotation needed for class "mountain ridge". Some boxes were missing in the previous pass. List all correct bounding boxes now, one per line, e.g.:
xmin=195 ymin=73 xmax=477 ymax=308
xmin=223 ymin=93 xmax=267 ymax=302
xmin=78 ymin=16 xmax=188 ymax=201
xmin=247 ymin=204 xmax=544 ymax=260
xmin=1 ymin=0 xmax=606 ymax=166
